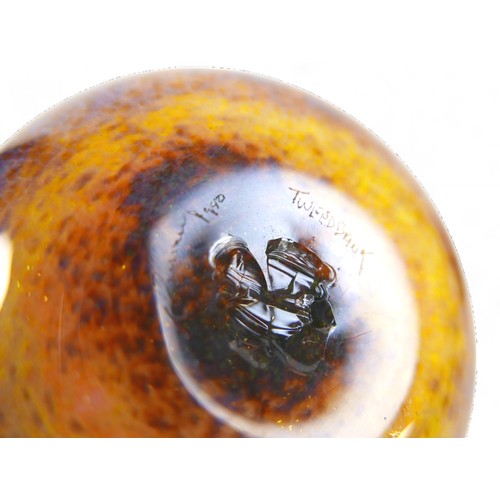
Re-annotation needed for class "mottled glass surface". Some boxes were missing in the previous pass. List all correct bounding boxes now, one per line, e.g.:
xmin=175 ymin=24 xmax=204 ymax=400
xmin=0 ymin=69 xmax=474 ymax=436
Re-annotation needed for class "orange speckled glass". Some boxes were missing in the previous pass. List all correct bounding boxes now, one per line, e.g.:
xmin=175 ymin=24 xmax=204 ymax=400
xmin=0 ymin=69 xmax=475 ymax=437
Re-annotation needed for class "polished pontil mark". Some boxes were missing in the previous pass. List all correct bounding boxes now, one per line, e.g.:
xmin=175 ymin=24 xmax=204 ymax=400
xmin=209 ymin=236 xmax=337 ymax=375
xmin=0 ymin=68 xmax=473 ymax=437
xmin=150 ymin=167 xmax=421 ymax=435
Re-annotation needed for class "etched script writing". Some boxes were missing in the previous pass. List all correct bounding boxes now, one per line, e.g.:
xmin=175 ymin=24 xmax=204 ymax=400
xmin=187 ymin=194 xmax=225 ymax=223
xmin=166 ymin=193 xmax=226 ymax=287
xmin=289 ymin=187 xmax=373 ymax=274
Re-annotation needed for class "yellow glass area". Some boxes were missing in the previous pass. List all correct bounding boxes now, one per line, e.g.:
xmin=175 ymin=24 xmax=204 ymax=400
xmin=0 ymin=69 xmax=474 ymax=437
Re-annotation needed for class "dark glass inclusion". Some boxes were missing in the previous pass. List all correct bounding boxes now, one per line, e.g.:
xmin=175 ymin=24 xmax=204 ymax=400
xmin=166 ymin=230 xmax=342 ymax=421
xmin=210 ymin=236 xmax=337 ymax=375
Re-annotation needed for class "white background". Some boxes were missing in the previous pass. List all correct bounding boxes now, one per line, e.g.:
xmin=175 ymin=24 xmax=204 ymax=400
xmin=0 ymin=0 xmax=498 ymax=498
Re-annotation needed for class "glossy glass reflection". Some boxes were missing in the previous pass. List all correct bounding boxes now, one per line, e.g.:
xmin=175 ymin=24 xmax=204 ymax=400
xmin=210 ymin=234 xmax=337 ymax=373
xmin=0 ymin=69 xmax=474 ymax=437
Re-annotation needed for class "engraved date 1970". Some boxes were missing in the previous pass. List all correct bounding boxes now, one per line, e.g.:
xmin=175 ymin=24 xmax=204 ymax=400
xmin=187 ymin=194 xmax=226 ymax=223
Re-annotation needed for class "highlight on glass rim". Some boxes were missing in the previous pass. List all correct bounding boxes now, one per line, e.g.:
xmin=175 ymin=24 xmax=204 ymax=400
xmin=0 ymin=68 xmax=475 ymax=437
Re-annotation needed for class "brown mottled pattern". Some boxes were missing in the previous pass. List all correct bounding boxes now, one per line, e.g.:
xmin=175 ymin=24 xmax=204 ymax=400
xmin=0 ymin=69 xmax=474 ymax=437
